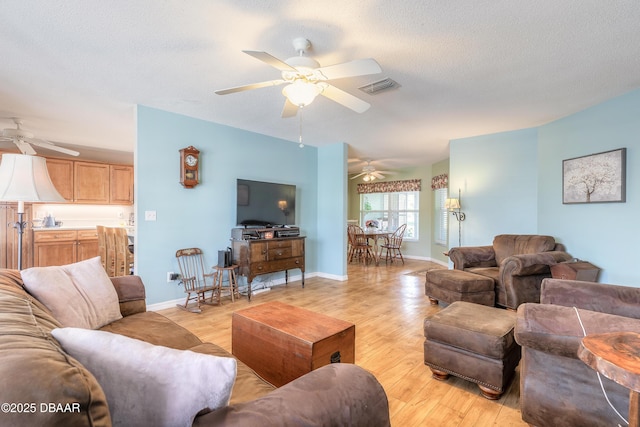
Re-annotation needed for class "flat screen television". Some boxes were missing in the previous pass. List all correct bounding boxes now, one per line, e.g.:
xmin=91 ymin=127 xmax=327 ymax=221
xmin=236 ymin=179 xmax=296 ymax=227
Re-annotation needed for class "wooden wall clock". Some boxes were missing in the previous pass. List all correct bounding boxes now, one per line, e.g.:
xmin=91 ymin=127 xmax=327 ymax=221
xmin=179 ymin=146 xmax=200 ymax=188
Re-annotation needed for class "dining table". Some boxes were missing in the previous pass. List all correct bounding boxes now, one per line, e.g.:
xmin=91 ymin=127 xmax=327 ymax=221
xmin=363 ymin=230 xmax=391 ymax=265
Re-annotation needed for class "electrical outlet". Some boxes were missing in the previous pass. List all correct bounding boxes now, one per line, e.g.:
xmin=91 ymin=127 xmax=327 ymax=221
xmin=167 ymin=272 xmax=175 ymax=282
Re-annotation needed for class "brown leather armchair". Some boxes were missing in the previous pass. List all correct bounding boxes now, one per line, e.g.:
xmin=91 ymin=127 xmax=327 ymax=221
xmin=448 ymin=234 xmax=572 ymax=309
xmin=515 ymin=278 xmax=640 ymax=426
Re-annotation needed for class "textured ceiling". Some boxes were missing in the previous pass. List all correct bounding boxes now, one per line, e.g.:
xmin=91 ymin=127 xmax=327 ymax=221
xmin=1 ymin=1 xmax=639 ymax=172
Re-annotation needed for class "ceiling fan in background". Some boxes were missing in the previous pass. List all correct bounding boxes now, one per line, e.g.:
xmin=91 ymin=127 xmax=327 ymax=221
xmin=350 ymin=160 xmax=394 ymax=182
xmin=215 ymin=38 xmax=382 ymax=117
xmin=0 ymin=118 xmax=79 ymax=156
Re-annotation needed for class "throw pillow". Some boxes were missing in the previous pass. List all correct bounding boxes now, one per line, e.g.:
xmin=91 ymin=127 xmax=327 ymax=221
xmin=51 ymin=327 xmax=237 ymax=427
xmin=21 ymin=256 xmax=122 ymax=329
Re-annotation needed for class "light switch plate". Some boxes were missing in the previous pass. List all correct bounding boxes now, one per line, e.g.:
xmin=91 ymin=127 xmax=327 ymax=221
xmin=144 ymin=210 xmax=157 ymax=221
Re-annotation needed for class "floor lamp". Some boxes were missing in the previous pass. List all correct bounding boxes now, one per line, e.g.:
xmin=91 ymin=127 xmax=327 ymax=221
xmin=0 ymin=154 xmax=65 ymax=270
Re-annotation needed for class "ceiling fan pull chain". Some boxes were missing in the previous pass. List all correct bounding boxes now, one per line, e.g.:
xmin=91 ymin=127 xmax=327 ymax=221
xmin=298 ymin=106 xmax=304 ymax=148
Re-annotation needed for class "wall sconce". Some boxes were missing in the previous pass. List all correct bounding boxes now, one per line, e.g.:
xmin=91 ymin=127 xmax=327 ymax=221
xmin=445 ymin=188 xmax=465 ymax=247
xmin=444 ymin=197 xmax=465 ymax=221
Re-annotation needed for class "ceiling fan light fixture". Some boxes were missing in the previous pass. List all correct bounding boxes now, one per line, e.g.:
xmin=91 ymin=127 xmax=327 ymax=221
xmin=282 ymin=80 xmax=322 ymax=107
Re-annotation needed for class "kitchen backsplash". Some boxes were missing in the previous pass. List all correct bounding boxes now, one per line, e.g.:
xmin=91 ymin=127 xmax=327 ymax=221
xmin=32 ymin=204 xmax=134 ymax=228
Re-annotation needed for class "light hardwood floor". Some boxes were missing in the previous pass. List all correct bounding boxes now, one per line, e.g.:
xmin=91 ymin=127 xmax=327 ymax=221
xmin=159 ymin=258 xmax=527 ymax=427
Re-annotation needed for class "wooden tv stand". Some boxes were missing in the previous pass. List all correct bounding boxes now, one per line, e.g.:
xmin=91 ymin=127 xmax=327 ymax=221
xmin=231 ymin=229 xmax=305 ymax=301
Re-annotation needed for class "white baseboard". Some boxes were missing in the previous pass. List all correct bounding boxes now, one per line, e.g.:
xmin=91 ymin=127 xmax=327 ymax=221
xmin=148 ymin=298 xmax=184 ymax=312
xmin=316 ymin=272 xmax=348 ymax=281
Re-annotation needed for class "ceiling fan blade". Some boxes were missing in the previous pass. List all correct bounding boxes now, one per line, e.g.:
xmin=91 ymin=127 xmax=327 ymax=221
xmin=14 ymin=139 xmax=37 ymax=155
xmin=281 ymin=99 xmax=299 ymax=118
xmin=350 ymin=172 xmax=366 ymax=179
xmin=243 ymin=51 xmax=298 ymax=72
xmin=319 ymin=83 xmax=371 ymax=113
xmin=371 ymin=172 xmax=385 ymax=179
xmin=30 ymin=139 xmax=80 ymax=156
xmin=215 ymin=79 xmax=286 ymax=95
xmin=314 ymin=58 xmax=382 ymax=80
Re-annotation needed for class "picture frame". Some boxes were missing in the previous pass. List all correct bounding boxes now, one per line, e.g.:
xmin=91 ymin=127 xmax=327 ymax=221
xmin=562 ymin=148 xmax=626 ymax=204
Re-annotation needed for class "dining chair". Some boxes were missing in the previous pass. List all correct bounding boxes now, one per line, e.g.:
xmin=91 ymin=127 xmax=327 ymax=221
xmin=347 ymin=224 xmax=374 ymax=264
xmin=96 ymin=225 xmax=107 ymax=271
xmin=103 ymin=227 xmax=117 ymax=277
xmin=380 ymin=224 xmax=407 ymax=264
xmin=175 ymin=248 xmax=218 ymax=313
xmin=114 ymin=227 xmax=134 ymax=275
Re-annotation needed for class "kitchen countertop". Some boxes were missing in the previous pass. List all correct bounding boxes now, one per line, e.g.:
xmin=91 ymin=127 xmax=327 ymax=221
xmin=33 ymin=226 xmax=135 ymax=232
xmin=33 ymin=226 xmax=98 ymax=231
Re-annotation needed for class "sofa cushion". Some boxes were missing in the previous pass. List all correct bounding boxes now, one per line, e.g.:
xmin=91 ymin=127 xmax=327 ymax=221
xmin=189 ymin=342 xmax=276 ymax=405
xmin=52 ymin=327 xmax=237 ymax=427
xmin=0 ymin=269 xmax=111 ymax=427
xmin=493 ymin=235 xmax=556 ymax=265
xmin=100 ymin=311 xmax=203 ymax=350
xmin=21 ymin=257 xmax=122 ymax=329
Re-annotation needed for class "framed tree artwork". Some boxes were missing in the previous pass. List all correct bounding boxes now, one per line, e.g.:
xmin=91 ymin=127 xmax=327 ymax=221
xmin=562 ymin=148 xmax=626 ymax=204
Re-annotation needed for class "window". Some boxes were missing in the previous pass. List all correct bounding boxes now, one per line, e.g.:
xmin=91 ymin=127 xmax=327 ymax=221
xmin=434 ymin=188 xmax=448 ymax=246
xmin=360 ymin=191 xmax=419 ymax=240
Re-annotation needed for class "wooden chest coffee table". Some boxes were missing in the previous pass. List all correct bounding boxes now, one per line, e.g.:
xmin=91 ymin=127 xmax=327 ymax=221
xmin=232 ymin=301 xmax=355 ymax=387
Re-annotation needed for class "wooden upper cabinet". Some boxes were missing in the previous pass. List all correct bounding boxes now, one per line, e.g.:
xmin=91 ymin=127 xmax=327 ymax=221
xmin=2 ymin=150 xmax=133 ymax=205
xmin=109 ymin=165 xmax=133 ymax=205
xmin=45 ymin=158 xmax=74 ymax=201
xmin=74 ymin=161 xmax=110 ymax=204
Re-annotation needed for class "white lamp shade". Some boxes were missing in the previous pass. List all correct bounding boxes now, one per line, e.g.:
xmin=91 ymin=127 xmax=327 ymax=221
xmin=0 ymin=154 xmax=65 ymax=203
xmin=282 ymin=80 xmax=322 ymax=107
xmin=445 ymin=198 xmax=461 ymax=210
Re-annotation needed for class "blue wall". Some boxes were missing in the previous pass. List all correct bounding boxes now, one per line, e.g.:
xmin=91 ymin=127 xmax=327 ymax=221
xmin=449 ymin=89 xmax=640 ymax=285
xmin=450 ymin=128 xmax=539 ymax=246
xmin=135 ymin=106 xmax=323 ymax=304
xmin=538 ymin=90 xmax=640 ymax=284
xmin=316 ymin=143 xmax=349 ymax=279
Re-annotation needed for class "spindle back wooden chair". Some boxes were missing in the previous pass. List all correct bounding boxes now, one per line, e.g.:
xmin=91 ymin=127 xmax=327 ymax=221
xmin=175 ymin=248 xmax=218 ymax=313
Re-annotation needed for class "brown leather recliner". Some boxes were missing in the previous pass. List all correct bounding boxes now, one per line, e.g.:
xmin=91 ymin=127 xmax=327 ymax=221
xmin=515 ymin=278 xmax=640 ymax=426
xmin=447 ymin=234 xmax=572 ymax=309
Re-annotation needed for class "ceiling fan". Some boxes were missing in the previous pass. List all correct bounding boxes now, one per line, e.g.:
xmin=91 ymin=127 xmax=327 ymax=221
xmin=350 ymin=161 xmax=394 ymax=182
xmin=215 ymin=38 xmax=382 ymax=118
xmin=0 ymin=118 xmax=79 ymax=156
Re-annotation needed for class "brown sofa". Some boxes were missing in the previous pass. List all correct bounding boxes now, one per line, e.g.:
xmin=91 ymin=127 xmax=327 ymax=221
xmin=0 ymin=269 xmax=390 ymax=427
xmin=447 ymin=234 xmax=572 ymax=309
xmin=515 ymin=278 xmax=640 ymax=426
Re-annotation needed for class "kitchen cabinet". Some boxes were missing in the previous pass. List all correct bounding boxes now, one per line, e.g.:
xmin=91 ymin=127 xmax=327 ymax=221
xmin=0 ymin=202 xmax=33 ymax=269
xmin=1 ymin=150 xmax=133 ymax=205
xmin=33 ymin=229 xmax=98 ymax=267
xmin=109 ymin=165 xmax=133 ymax=204
xmin=77 ymin=229 xmax=100 ymax=261
xmin=74 ymin=162 xmax=110 ymax=204
xmin=45 ymin=158 xmax=74 ymax=201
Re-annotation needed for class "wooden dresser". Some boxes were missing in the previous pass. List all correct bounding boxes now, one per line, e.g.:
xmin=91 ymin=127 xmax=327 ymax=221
xmin=231 ymin=231 xmax=305 ymax=300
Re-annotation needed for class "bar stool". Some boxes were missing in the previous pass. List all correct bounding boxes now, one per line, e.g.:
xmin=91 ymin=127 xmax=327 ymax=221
xmin=213 ymin=264 xmax=240 ymax=302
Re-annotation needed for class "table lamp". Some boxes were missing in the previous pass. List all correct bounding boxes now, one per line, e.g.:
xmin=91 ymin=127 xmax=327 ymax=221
xmin=0 ymin=153 xmax=66 ymax=269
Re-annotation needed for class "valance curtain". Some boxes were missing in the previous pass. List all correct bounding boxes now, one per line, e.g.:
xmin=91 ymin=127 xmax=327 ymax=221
xmin=357 ymin=179 xmax=421 ymax=194
xmin=431 ymin=174 xmax=448 ymax=190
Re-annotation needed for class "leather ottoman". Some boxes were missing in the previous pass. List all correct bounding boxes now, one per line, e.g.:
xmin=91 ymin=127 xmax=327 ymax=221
xmin=423 ymin=301 xmax=520 ymax=399
xmin=425 ymin=269 xmax=495 ymax=306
